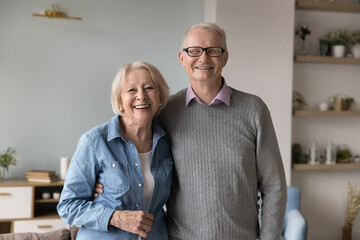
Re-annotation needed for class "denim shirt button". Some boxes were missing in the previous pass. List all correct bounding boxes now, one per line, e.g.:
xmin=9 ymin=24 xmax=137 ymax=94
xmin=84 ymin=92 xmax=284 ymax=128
xmin=135 ymin=163 xmax=139 ymax=167
xmin=138 ymin=183 xmax=142 ymax=187
xmin=136 ymin=204 xmax=140 ymax=207
xmin=130 ymin=143 xmax=133 ymax=147
xmin=112 ymin=163 xmax=116 ymax=168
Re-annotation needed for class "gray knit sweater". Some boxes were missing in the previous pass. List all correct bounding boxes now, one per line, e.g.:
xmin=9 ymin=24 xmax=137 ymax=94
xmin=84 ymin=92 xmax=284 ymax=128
xmin=157 ymin=87 xmax=287 ymax=240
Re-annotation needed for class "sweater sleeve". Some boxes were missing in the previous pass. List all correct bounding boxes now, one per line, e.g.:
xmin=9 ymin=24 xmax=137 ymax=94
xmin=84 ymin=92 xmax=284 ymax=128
xmin=57 ymin=133 xmax=115 ymax=232
xmin=255 ymin=102 xmax=287 ymax=240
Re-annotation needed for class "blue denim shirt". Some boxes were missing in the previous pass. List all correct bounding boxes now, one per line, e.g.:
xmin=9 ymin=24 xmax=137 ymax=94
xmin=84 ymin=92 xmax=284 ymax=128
xmin=57 ymin=115 xmax=173 ymax=240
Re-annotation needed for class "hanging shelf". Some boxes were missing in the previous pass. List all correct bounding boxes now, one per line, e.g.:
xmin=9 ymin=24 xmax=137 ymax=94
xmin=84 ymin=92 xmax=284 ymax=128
xmin=32 ymin=4 xmax=82 ymax=20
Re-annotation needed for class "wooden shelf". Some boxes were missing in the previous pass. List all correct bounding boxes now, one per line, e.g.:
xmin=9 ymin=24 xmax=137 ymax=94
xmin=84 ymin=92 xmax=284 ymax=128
xmin=293 ymin=163 xmax=360 ymax=170
xmin=32 ymin=14 xmax=82 ymax=20
xmin=294 ymin=55 xmax=360 ymax=64
xmin=294 ymin=110 xmax=360 ymax=116
xmin=35 ymin=199 xmax=59 ymax=203
xmin=296 ymin=0 xmax=360 ymax=13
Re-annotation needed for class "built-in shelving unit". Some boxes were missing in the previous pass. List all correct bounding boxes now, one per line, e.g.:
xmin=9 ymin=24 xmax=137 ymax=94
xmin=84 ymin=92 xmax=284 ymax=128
xmin=293 ymin=163 xmax=360 ymax=170
xmin=32 ymin=14 xmax=82 ymax=20
xmin=294 ymin=55 xmax=360 ymax=64
xmin=293 ymin=110 xmax=360 ymax=116
xmin=296 ymin=0 xmax=360 ymax=13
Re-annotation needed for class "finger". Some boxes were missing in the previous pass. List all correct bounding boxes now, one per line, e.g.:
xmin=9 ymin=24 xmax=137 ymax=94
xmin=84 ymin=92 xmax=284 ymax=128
xmin=96 ymin=182 xmax=104 ymax=189
xmin=94 ymin=186 xmax=104 ymax=194
xmin=139 ymin=231 xmax=149 ymax=238
xmin=93 ymin=192 xmax=98 ymax=198
xmin=141 ymin=212 xmax=154 ymax=220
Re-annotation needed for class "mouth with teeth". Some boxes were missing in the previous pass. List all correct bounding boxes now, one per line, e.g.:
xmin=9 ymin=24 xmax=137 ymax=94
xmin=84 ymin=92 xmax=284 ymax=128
xmin=133 ymin=104 xmax=151 ymax=109
xmin=195 ymin=66 xmax=213 ymax=70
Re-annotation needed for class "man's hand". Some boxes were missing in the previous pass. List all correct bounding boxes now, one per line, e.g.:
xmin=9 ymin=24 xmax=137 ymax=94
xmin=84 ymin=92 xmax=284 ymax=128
xmin=93 ymin=182 xmax=104 ymax=198
xmin=109 ymin=210 xmax=154 ymax=238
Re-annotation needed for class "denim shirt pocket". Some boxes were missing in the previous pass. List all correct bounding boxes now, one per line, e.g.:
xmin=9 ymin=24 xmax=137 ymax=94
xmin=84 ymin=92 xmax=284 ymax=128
xmin=103 ymin=160 xmax=130 ymax=196
xmin=160 ymin=157 xmax=173 ymax=187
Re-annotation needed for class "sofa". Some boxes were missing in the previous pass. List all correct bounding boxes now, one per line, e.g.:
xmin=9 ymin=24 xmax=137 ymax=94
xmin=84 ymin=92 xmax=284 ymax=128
xmin=0 ymin=226 xmax=79 ymax=240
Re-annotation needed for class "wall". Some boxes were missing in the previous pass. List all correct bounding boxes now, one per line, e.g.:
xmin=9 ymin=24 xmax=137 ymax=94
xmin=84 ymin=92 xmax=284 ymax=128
xmin=207 ymin=0 xmax=294 ymax=184
xmin=0 ymin=0 xmax=203 ymax=178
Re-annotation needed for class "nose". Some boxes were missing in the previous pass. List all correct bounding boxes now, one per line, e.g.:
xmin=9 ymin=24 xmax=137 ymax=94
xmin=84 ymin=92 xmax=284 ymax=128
xmin=137 ymin=89 xmax=147 ymax=100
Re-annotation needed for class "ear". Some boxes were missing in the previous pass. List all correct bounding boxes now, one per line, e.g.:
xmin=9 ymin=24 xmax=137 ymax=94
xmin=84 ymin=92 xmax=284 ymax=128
xmin=179 ymin=51 xmax=186 ymax=67
xmin=222 ymin=51 xmax=229 ymax=68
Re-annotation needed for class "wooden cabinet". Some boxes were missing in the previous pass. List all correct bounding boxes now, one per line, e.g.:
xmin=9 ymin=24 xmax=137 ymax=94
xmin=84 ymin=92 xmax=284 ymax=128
xmin=0 ymin=179 xmax=66 ymax=233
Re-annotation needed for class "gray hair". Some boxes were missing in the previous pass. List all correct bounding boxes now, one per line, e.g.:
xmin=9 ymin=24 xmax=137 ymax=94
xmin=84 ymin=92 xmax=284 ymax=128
xmin=180 ymin=22 xmax=227 ymax=51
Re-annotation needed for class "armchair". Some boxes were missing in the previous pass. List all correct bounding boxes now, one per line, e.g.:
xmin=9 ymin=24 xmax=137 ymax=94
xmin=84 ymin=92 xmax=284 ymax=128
xmin=281 ymin=186 xmax=308 ymax=240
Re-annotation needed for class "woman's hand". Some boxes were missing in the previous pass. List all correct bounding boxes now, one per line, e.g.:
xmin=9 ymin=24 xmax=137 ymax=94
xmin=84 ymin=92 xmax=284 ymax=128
xmin=93 ymin=182 xmax=104 ymax=198
xmin=109 ymin=210 xmax=154 ymax=238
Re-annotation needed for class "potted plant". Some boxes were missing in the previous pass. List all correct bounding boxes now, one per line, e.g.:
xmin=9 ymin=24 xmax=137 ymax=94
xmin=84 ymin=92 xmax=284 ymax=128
xmin=326 ymin=29 xmax=352 ymax=57
xmin=0 ymin=147 xmax=19 ymax=180
xmin=295 ymin=25 xmax=311 ymax=54
xmin=350 ymin=30 xmax=360 ymax=58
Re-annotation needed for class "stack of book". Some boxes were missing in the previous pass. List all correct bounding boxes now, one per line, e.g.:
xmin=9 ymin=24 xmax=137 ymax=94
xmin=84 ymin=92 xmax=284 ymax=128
xmin=26 ymin=170 xmax=58 ymax=183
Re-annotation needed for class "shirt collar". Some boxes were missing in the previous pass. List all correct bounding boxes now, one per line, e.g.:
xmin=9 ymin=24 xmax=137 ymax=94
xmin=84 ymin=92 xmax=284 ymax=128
xmin=107 ymin=115 xmax=165 ymax=142
xmin=186 ymin=78 xmax=232 ymax=106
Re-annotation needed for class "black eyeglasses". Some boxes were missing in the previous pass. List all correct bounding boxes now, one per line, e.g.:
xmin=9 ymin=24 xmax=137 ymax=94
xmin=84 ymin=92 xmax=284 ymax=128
xmin=182 ymin=47 xmax=225 ymax=57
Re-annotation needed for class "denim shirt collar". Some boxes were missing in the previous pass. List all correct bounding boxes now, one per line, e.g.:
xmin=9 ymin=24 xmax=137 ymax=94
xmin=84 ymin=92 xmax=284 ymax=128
xmin=107 ymin=115 xmax=166 ymax=145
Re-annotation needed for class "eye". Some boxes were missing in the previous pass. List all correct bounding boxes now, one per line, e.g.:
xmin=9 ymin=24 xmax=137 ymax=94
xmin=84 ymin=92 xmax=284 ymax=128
xmin=127 ymin=88 xmax=136 ymax=92
xmin=145 ymin=86 xmax=154 ymax=91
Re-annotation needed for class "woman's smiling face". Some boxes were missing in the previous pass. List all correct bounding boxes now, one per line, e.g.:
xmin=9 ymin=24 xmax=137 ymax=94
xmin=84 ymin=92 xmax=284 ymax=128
xmin=119 ymin=69 xmax=160 ymax=126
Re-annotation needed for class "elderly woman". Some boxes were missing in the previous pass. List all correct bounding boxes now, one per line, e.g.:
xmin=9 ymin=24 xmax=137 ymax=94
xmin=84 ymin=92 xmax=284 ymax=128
xmin=57 ymin=61 xmax=173 ymax=240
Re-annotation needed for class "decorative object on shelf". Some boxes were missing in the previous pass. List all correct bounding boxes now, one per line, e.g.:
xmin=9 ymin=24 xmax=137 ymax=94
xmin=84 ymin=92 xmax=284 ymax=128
xmin=331 ymin=94 xmax=354 ymax=111
xmin=336 ymin=145 xmax=352 ymax=163
xmin=32 ymin=4 xmax=82 ymax=20
xmin=350 ymin=30 xmax=360 ymax=58
xmin=319 ymin=39 xmax=330 ymax=56
xmin=309 ymin=141 xmax=320 ymax=164
xmin=343 ymin=182 xmax=360 ymax=240
xmin=319 ymin=102 xmax=329 ymax=111
xmin=26 ymin=170 xmax=58 ymax=183
xmin=326 ymin=29 xmax=352 ymax=57
xmin=296 ymin=25 xmax=311 ymax=54
xmin=325 ymin=141 xmax=336 ymax=164
xmin=292 ymin=91 xmax=307 ymax=111
xmin=42 ymin=191 xmax=51 ymax=199
xmin=53 ymin=191 xmax=61 ymax=200
xmin=0 ymin=147 xmax=19 ymax=180
xmin=60 ymin=157 xmax=71 ymax=180
xmin=292 ymin=143 xmax=309 ymax=164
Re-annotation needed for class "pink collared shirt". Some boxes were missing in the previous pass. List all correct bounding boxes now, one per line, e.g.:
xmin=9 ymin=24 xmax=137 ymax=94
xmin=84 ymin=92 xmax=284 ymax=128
xmin=186 ymin=79 xmax=232 ymax=106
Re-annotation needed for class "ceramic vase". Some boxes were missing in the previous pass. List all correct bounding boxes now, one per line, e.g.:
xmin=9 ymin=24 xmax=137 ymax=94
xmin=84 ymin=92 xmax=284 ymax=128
xmin=351 ymin=44 xmax=360 ymax=58
xmin=332 ymin=45 xmax=346 ymax=58
xmin=342 ymin=224 xmax=352 ymax=240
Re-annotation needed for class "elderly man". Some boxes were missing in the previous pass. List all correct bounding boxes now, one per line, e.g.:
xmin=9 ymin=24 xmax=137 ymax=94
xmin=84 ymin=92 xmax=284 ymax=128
xmin=95 ymin=22 xmax=287 ymax=240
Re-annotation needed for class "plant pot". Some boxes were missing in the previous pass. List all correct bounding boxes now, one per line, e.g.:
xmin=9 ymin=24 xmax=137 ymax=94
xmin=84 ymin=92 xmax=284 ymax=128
xmin=351 ymin=44 xmax=360 ymax=58
xmin=332 ymin=45 xmax=346 ymax=58
xmin=342 ymin=224 xmax=352 ymax=240
xmin=0 ymin=167 xmax=5 ymax=181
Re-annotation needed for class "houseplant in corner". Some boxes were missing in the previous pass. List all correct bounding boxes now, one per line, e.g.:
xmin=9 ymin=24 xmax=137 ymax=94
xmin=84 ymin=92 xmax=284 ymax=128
xmin=0 ymin=147 xmax=19 ymax=180
xmin=326 ymin=29 xmax=352 ymax=58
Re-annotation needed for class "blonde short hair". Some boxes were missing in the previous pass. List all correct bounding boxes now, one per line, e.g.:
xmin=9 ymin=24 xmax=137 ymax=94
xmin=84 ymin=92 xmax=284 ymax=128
xmin=180 ymin=22 xmax=227 ymax=50
xmin=111 ymin=61 xmax=169 ymax=116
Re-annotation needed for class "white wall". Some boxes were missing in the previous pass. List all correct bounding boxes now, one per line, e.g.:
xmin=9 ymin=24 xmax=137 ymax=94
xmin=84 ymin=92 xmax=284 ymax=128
xmin=0 ymin=0 xmax=203 ymax=178
xmin=207 ymin=0 xmax=294 ymax=184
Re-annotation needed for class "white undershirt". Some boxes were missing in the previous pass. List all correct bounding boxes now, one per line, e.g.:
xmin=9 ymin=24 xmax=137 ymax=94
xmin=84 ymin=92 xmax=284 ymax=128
xmin=138 ymin=151 xmax=154 ymax=240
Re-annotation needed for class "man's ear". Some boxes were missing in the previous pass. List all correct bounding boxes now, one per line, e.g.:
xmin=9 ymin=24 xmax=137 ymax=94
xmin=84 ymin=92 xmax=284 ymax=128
xmin=222 ymin=51 xmax=229 ymax=67
xmin=179 ymin=51 xmax=186 ymax=67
